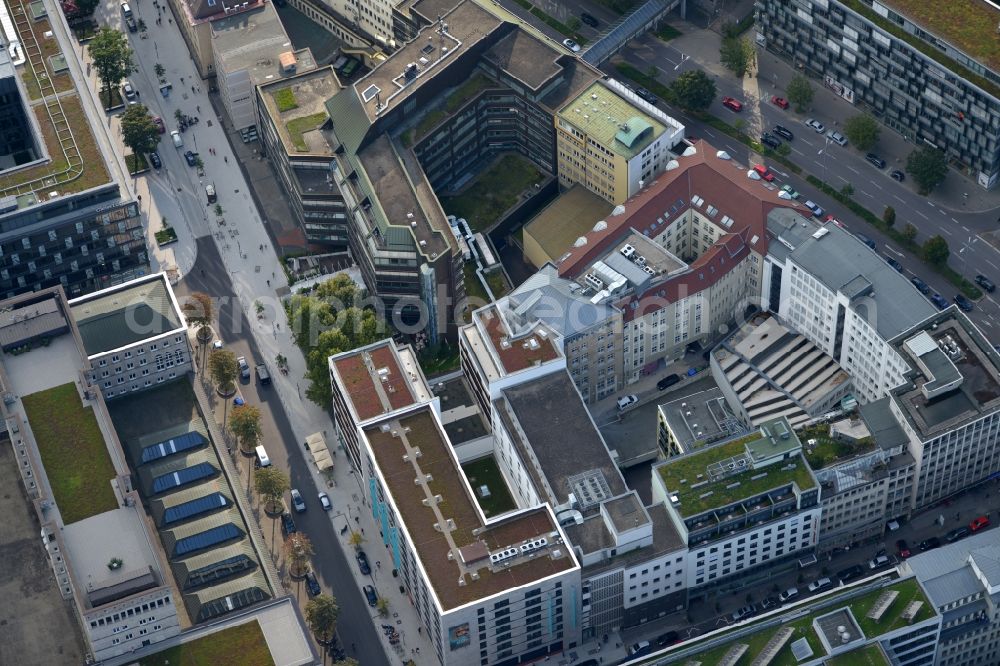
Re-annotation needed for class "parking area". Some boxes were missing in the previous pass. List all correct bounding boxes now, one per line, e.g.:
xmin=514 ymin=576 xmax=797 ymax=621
xmin=0 ymin=442 xmax=86 ymax=666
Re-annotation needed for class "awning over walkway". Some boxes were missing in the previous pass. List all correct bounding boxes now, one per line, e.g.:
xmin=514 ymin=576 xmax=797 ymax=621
xmin=306 ymin=432 xmax=333 ymax=471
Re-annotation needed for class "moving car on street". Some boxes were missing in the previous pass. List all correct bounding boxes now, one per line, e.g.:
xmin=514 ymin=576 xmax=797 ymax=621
xmin=770 ymin=95 xmax=789 ymax=109
xmin=580 ymin=12 xmax=599 ymax=27
xmin=290 ymin=488 xmax=306 ymax=513
xmin=722 ymin=96 xmax=743 ymax=112
xmin=970 ymin=515 xmax=990 ymax=532
xmin=865 ymin=153 xmax=887 ymax=169
xmin=805 ymin=118 xmax=826 ymax=133
xmin=954 ymin=294 xmax=975 ymax=312
xmin=976 ymin=274 xmax=996 ymax=292
xmin=773 ymin=125 xmax=794 ymax=141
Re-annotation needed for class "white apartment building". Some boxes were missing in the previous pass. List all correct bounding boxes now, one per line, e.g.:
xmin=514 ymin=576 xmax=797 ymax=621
xmin=906 ymin=529 xmax=1000 ymax=666
xmin=651 ymin=417 xmax=822 ymax=599
xmin=330 ymin=341 xmax=582 ymax=666
xmin=763 ymin=209 xmax=936 ymax=403
xmin=69 ymin=273 xmax=191 ymax=401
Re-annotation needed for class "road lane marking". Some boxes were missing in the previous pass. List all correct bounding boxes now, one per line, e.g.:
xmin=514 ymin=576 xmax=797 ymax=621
xmin=940 ymin=226 xmax=953 ymax=236
xmin=846 ymin=166 xmax=860 ymax=174
xmin=915 ymin=210 xmax=929 ymax=220
xmin=894 ymin=195 xmax=905 ymax=203
xmin=792 ymin=147 xmax=805 ymax=156
xmin=704 ymin=129 xmax=717 ymax=138
xmin=985 ymin=258 xmax=1000 ymax=272
xmin=871 ymin=182 xmax=882 ymax=190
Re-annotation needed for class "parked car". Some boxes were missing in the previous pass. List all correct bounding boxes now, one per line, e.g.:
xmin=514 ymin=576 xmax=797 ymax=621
xmin=855 ymin=232 xmax=876 ymax=250
xmin=122 ymin=80 xmax=136 ymax=99
xmin=779 ymin=587 xmax=799 ymax=602
xmin=722 ymin=96 xmax=743 ymax=112
xmin=290 ymin=489 xmax=307 ymax=513
xmin=629 ymin=641 xmax=652 ymax=657
xmin=770 ymin=95 xmax=789 ymax=109
xmin=896 ymin=539 xmax=911 ymax=558
xmin=910 ymin=276 xmax=930 ymax=294
xmin=318 ymin=491 xmax=332 ymax=511
xmin=778 ymin=184 xmax=800 ymax=200
xmin=580 ymin=12 xmax=599 ymax=27
xmin=803 ymin=200 xmax=825 ymax=218
xmin=930 ymin=293 xmax=949 ymax=309
xmin=752 ymin=164 xmax=775 ymax=182
xmin=976 ymin=274 xmax=996 ymax=292
xmin=635 ymin=87 xmax=658 ymax=105
xmin=761 ymin=596 xmax=780 ymax=610
xmin=890 ymin=169 xmax=906 ymax=182
xmin=562 ymin=38 xmax=581 ymax=52
xmin=171 ymin=130 xmax=183 ymax=148
xmin=884 ymin=255 xmax=904 ymax=273
xmin=868 ymin=554 xmax=891 ymax=569
xmin=617 ymin=394 xmax=638 ymax=411
xmin=773 ymin=125 xmax=794 ymax=141
xmin=237 ymin=355 xmax=250 ymax=378
xmin=947 ymin=526 xmax=971 ymax=542
xmin=826 ymin=130 xmax=848 ymax=146
xmin=256 ymin=362 xmax=270 ymax=384
xmin=837 ymin=564 xmax=865 ymax=583
xmin=356 ymin=550 xmax=372 ymax=575
xmin=918 ymin=536 xmax=941 ymax=551
xmin=807 ymin=577 xmax=834 ymax=593
xmin=865 ymin=153 xmax=887 ymax=169
xmin=184 ymin=150 xmax=199 ymax=167
xmin=731 ymin=604 xmax=756 ymax=622
xmin=305 ymin=571 xmax=321 ymax=596
xmin=280 ymin=512 xmax=296 ymax=536
xmin=954 ymin=294 xmax=975 ymax=312
xmin=761 ymin=133 xmax=781 ymax=149
xmin=363 ymin=584 xmax=378 ymax=607
xmin=657 ymin=374 xmax=680 ymax=391
xmin=970 ymin=515 xmax=991 ymax=532
xmin=805 ymin=118 xmax=826 ymax=133
xmin=148 ymin=151 xmax=161 ymax=169
xmin=152 ymin=115 xmax=165 ymax=133
xmin=655 ymin=631 xmax=680 ymax=647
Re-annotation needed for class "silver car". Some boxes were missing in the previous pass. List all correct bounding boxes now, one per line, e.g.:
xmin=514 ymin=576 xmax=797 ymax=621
xmin=826 ymin=130 xmax=848 ymax=146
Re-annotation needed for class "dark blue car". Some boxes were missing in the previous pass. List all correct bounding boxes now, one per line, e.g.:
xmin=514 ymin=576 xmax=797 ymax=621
xmin=930 ymin=293 xmax=949 ymax=309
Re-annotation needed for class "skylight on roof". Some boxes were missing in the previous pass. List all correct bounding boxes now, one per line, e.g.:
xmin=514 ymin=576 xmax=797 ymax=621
xmin=362 ymin=84 xmax=381 ymax=103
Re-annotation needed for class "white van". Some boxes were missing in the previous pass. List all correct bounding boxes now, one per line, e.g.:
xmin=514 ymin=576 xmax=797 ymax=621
xmin=255 ymin=445 xmax=271 ymax=468
xmin=120 ymin=2 xmax=132 ymax=18
xmin=171 ymin=130 xmax=183 ymax=148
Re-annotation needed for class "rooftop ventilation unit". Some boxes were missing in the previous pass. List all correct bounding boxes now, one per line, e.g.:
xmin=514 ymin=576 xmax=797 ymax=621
xmin=620 ymin=244 xmax=635 ymax=258
xmin=490 ymin=547 xmax=519 ymax=564
xmin=520 ymin=537 xmax=548 ymax=554
xmin=584 ymin=273 xmax=604 ymax=290
xmin=524 ymin=338 xmax=540 ymax=351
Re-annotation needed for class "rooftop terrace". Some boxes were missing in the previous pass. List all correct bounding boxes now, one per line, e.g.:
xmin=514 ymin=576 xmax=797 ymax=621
xmin=646 ymin=577 xmax=935 ymax=665
xmin=657 ymin=420 xmax=816 ymax=517
xmin=364 ymin=407 xmax=576 ymax=610
xmin=259 ymin=67 xmax=340 ymax=156
xmin=331 ymin=341 xmax=422 ymax=422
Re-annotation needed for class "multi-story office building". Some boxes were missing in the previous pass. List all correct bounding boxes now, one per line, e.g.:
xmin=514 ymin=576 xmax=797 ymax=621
xmin=885 ymin=308 xmax=1000 ymax=510
xmin=906 ymin=529 xmax=1000 ymax=666
xmin=806 ymin=402 xmax=916 ymax=553
xmin=329 ymin=341 xmax=582 ymax=666
xmin=763 ymin=208 xmax=936 ymax=403
xmin=69 ymin=273 xmax=191 ymax=401
xmin=256 ymin=67 xmax=348 ymax=246
xmin=166 ymin=0 xmax=265 ymax=79
xmin=635 ymin=574 xmax=941 ymax=665
xmin=555 ymin=79 xmax=685 ymax=204
xmin=652 ymin=417 xmax=822 ymax=600
xmin=756 ymin=0 xmax=1000 ymax=188
xmin=657 ymin=386 xmax=749 ymax=457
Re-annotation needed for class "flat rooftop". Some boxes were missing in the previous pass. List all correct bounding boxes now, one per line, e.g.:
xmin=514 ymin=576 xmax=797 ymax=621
xmin=364 ymin=407 xmax=576 ymax=610
xmin=643 ymin=577 xmax=935 ymax=665
xmin=558 ymin=81 xmax=669 ymax=159
xmin=69 ymin=274 xmax=184 ymax=356
xmin=879 ymin=0 xmax=1000 ymax=73
xmin=659 ymin=387 xmax=748 ymax=453
xmin=890 ymin=310 xmax=1000 ymax=438
xmin=259 ymin=66 xmax=340 ymax=156
xmin=523 ymin=185 xmax=614 ymax=267
xmin=211 ymin=3 xmax=312 ymax=85
xmin=499 ymin=371 xmax=627 ymax=508
xmin=331 ymin=340 xmax=429 ymax=422
xmin=61 ymin=505 xmax=162 ymax=609
xmin=475 ymin=305 xmax=561 ymax=376
xmin=657 ymin=420 xmax=816 ymax=517
xmin=568 ymin=502 xmax=685 ymax=572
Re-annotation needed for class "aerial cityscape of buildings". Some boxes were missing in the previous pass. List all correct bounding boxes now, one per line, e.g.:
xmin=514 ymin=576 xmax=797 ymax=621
xmin=5 ymin=0 xmax=1000 ymax=664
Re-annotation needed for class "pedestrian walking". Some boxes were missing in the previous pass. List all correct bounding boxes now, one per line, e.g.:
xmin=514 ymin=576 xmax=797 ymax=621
xmin=376 ymin=560 xmax=381 ymax=569
xmin=266 ymin=279 xmax=270 ymax=287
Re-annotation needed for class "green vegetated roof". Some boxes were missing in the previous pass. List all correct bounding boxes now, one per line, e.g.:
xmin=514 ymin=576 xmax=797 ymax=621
xmin=825 ymin=643 xmax=890 ymax=666
xmin=665 ymin=578 xmax=934 ymax=666
xmin=799 ymin=425 xmax=876 ymax=470
xmin=876 ymin=0 xmax=1000 ymax=74
xmin=658 ymin=431 xmax=816 ymax=517
xmin=285 ymin=112 xmax=329 ymax=152
xmin=411 ymin=73 xmax=496 ymax=143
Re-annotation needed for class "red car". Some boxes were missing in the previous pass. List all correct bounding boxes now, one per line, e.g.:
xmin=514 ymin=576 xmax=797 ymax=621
xmin=753 ymin=164 xmax=775 ymax=182
xmin=153 ymin=116 xmax=165 ymax=134
xmin=770 ymin=95 xmax=789 ymax=109
xmin=970 ymin=516 xmax=990 ymax=532
xmin=896 ymin=539 xmax=911 ymax=559
xmin=722 ymin=96 xmax=743 ymax=112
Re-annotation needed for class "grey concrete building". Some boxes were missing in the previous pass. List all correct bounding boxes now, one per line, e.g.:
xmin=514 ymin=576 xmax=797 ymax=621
xmin=656 ymin=385 xmax=749 ymax=457
xmin=756 ymin=0 xmax=1000 ymax=188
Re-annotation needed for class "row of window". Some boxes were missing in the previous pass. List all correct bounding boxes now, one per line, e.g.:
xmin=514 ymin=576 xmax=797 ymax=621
xmin=90 ymin=596 xmax=170 ymax=628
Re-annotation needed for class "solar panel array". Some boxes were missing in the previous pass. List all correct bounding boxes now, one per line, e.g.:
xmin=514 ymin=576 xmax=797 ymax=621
xmin=153 ymin=462 xmax=218 ymax=494
xmin=141 ymin=431 xmax=207 ymax=464
xmin=185 ymin=554 xmax=255 ymax=589
xmin=162 ymin=492 xmax=228 ymax=526
xmin=173 ymin=523 xmax=243 ymax=557
xmin=198 ymin=585 xmax=269 ymax=622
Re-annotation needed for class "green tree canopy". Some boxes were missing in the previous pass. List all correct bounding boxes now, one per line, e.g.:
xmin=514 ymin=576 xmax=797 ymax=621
xmin=720 ymin=37 xmax=756 ymax=78
xmin=668 ymin=70 xmax=717 ymax=112
xmin=254 ymin=466 xmax=290 ymax=511
xmin=785 ymin=75 xmax=814 ymax=112
xmin=902 ymin=223 xmax=918 ymax=243
xmin=88 ymin=28 xmax=133 ymax=108
xmin=883 ymin=206 xmax=896 ymax=228
xmin=305 ymin=593 xmax=339 ymax=643
xmin=208 ymin=349 xmax=238 ymax=393
xmin=229 ymin=404 xmax=262 ymax=453
xmin=843 ymin=114 xmax=881 ymax=151
xmin=906 ymin=147 xmax=948 ymax=195
xmin=922 ymin=235 xmax=950 ymax=265
xmin=182 ymin=292 xmax=213 ymax=332
xmin=121 ymin=104 xmax=160 ymax=166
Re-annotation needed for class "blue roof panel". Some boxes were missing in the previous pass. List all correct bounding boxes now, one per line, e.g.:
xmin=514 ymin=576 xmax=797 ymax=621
xmin=162 ymin=492 xmax=229 ymax=526
xmin=141 ymin=432 xmax=208 ymax=464
xmin=153 ymin=462 xmax=217 ymax=494
xmin=173 ymin=524 xmax=243 ymax=557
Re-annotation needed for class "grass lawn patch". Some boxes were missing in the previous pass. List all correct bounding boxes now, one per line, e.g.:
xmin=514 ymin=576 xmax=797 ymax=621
xmin=462 ymin=456 xmax=517 ymax=517
xmin=800 ymin=425 xmax=875 ymax=470
xmin=439 ymin=154 xmax=543 ymax=232
xmin=656 ymin=24 xmax=683 ymax=41
xmin=485 ymin=269 xmax=510 ymax=298
xmin=126 ymin=152 xmax=149 ymax=174
xmin=410 ymin=74 xmax=494 ymax=144
xmin=23 ymin=383 xmax=118 ymax=524
xmin=463 ymin=262 xmax=489 ymax=304
xmin=272 ymin=88 xmax=298 ymax=112
xmin=70 ymin=19 xmax=98 ymax=43
xmin=154 ymin=225 xmax=178 ymax=246
xmin=139 ymin=620 xmax=274 ymax=666
xmin=98 ymin=86 xmax=125 ymax=111
xmin=285 ymin=112 xmax=327 ymax=151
